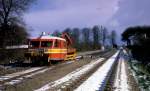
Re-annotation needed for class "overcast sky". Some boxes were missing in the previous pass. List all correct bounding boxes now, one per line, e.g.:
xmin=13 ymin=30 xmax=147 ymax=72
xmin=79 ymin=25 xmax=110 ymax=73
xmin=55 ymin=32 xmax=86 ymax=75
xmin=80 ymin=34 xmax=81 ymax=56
xmin=24 ymin=0 xmax=150 ymax=39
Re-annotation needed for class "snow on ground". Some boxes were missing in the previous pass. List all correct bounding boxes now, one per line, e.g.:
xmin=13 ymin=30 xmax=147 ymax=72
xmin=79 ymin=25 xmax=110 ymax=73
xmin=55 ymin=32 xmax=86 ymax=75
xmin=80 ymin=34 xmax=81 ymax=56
xmin=4 ymin=67 xmax=54 ymax=85
xmin=113 ymin=56 xmax=130 ymax=91
xmin=0 ymin=67 xmax=44 ymax=81
xmin=75 ymin=51 xmax=120 ymax=91
xmin=23 ymin=67 xmax=53 ymax=78
xmin=0 ymin=61 xmax=75 ymax=85
xmin=34 ymin=58 xmax=105 ymax=91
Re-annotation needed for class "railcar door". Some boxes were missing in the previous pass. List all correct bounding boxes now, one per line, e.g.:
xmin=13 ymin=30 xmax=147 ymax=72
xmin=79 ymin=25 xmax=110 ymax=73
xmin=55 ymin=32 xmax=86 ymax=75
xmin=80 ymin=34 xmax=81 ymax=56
xmin=60 ymin=40 xmax=67 ymax=60
xmin=54 ymin=39 xmax=61 ymax=60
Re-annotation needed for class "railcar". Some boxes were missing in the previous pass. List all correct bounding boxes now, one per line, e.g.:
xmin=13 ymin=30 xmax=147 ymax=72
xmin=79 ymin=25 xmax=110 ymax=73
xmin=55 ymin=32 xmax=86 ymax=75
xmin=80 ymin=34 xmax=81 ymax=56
xmin=25 ymin=32 xmax=76 ymax=65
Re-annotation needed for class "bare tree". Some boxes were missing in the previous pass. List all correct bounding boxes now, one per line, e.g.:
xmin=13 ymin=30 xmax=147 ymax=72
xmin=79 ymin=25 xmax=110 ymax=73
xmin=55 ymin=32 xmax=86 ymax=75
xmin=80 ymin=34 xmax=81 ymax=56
xmin=62 ymin=28 xmax=72 ymax=36
xmin=0 ymin=0 xmax=36 ymax=63
xmin=102 ymin=27 xmax=108 ymax=46
xmin=72 ymin=28 xmax=80 ymax=50
xmin=0 ymin=0 xmax=35 ymax=26
xmin=92 ymin=25 xmax=101 ymax=49
xmin=0 ymin=0 xmax=36 ymax=47
xmin=82 ymin=28 xmax=90 ymax=50
xmin=99 ymin=26 xmax=108 ymax=50
xmin=110 ymin=30 xmax=117 ymax=47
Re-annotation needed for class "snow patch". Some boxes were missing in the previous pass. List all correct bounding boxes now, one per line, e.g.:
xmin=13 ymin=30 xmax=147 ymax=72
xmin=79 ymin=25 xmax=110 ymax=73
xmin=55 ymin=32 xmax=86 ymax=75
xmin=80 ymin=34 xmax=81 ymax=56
xmin=75 ymin=51 xmax=119 ymax=91
xmin=34 ymin=58 xmax=105 ymax=91
xmin=0 ymin=67 xmax=43 ymax=81
xmin=113 ymin=57 xmax=130 ymax=91
xmin=4 ymin=67 xmax=53 ymax=85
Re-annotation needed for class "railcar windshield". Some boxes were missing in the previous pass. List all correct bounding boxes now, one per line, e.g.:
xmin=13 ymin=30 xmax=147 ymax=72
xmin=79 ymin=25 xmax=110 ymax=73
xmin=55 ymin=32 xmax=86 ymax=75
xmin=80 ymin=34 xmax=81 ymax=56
xmin=30 ymin=41 xmax=40 ymax=47
xmin=41 ymin=41 xmax=53 ymax=47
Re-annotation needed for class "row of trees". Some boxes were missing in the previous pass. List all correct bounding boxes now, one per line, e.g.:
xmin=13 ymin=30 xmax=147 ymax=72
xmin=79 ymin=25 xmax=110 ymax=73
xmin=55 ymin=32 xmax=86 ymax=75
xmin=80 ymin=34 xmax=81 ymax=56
xmin=52 ymin=26 xmax=117 ymax=51
xmin=0 ymin=0 xmax=117 ymax=63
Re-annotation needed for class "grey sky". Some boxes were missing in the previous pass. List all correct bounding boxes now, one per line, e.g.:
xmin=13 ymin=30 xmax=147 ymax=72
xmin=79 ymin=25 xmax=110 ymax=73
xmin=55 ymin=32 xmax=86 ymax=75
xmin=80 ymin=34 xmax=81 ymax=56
xmin=24 ymin=0 xmax=150 ymax=38
xmin=108 ymin=0 xmax=150 ymax=33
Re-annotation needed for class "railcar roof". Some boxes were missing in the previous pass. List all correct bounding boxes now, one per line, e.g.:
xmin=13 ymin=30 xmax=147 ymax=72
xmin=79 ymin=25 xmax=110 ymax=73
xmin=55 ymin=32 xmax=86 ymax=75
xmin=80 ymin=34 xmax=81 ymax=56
xmin=31 ymin=35 xmax=66 ymax=41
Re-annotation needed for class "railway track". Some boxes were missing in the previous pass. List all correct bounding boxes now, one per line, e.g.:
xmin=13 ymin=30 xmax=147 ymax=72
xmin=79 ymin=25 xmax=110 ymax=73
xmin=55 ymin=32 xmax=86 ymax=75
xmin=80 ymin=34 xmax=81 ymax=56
xmin=34 ymin=50 xmax=116 ymax=91
xmin=2 ymin=49 xmax=138 ymax=91
xmin=0 ymin=67 xmax=49 ymax=90
xmin=104 ymin=51 xmax=140 ymax=91
xmin=0 ymin=60 xmax=78 ymax=90
xmin=73 ymin=51 xmax=120 ymax=91
xmin=0 ymin=49 xmax=116 ymax=91
xmin=76 ymin=50 xmax=139 ymax=91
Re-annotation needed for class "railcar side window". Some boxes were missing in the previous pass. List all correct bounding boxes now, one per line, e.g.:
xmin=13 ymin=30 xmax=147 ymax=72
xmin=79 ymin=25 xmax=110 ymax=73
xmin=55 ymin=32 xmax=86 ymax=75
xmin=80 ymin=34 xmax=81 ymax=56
xmin=41 ymin=41 xmax=53 ymax=47
xmin=55 ymin=40 xmax=59 ymax=47
xmin=30 ymin=41 xmax=40 ymax=47
xmin=64 ymin=41 xmax=67 ymax=48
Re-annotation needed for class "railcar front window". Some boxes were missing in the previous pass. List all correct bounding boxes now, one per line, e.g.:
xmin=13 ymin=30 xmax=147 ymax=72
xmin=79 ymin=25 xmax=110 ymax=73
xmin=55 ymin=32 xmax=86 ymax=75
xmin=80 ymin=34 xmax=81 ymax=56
xmin=41 ymin=41 xmax=53 ymax=47
xmin=30 ymin=41 xmax=40 ymax=47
